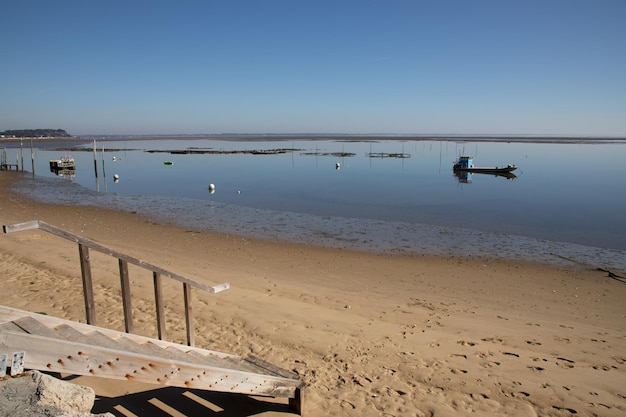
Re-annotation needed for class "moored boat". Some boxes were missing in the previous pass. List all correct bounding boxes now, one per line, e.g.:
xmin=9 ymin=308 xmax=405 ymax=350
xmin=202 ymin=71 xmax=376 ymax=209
xmin=453 ymin=156 xmax=516 ymax=174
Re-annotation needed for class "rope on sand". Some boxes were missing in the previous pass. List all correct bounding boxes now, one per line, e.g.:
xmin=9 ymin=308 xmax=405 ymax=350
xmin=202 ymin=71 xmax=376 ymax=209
xmin=549 ymin=253 xmax=626 ymax=284
xmin=549 ymin=253 xmax=591 ymax=266
xmin=597 ymin=268 xmax=626 ymax=284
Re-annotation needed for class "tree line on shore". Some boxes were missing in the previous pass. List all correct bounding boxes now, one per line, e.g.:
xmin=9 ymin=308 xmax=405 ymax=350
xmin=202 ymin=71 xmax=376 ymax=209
xmin=1 ymin=129 xmax=71 ymax=138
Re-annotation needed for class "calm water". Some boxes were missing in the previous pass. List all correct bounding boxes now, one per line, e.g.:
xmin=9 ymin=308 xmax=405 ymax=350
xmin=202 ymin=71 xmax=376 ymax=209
xmin=5 ymin=137 xmax=626 ymax=272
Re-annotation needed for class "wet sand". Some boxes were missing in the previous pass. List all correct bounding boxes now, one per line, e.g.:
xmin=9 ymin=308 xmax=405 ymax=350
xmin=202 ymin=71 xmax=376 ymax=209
xmin=1 ymin=171 xmax=625 ymax=416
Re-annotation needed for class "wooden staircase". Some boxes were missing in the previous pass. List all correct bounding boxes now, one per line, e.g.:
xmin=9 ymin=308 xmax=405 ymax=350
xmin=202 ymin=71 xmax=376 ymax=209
xmin=0 ymin=306 xmax=303 ymax=413
xmin=2 ymin=220 xmax=305 ymax=414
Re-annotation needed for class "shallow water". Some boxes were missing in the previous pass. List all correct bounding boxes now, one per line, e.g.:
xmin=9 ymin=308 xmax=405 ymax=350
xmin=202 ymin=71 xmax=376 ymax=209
xmin=6 ymin=137 xmax=626 ymax=272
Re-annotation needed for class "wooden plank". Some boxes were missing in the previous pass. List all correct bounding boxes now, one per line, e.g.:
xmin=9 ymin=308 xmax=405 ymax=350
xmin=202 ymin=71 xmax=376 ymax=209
xmin=78 ymin=243 xmax=96 ymax=325
xmin=11 ymin=316 xmax=56 ymax=337
xmin=118 ymin=259 xmax=134 ymax=334
xmin=88 ymin=332 xmax=145 ymax=354
xmin=0 ymin=306 xmax=237 ymax=360
xmin=153 ymin=272 xmax=166 ymax=341
xmin=289 ymin=387 xmax=304 ymax=416
xmin=53 ymin=324 xmax=89 ymax=342
xmin=245 ymin=355 xmax=300 ymax=380
xmin=0 ymin=329 xmax=300 ymax=397
xmin=53 ymin=327 xmax=149 ymax=357
xmin=183 ymin=283 xmax=194 ymax=347
xmin=164 ymin=347 xmax=234 ymax=369
xmin=2 ymin=220 xmax=39 ymax=233
xmin=0 ymin=321 xmax=31 ymax=337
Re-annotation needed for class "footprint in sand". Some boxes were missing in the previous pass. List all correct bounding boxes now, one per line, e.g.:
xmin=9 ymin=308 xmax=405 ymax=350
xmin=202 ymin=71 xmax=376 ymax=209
xmin=481 ymin=337 xmax=503 ymax=343
xmin=526 ymin=340 xmax=542 ymax=346
xmin=340 ymin=400 xmax=355 ymax=410
xmin=502 ymin=352 xmax=520 ymax=358
xmin=556 ymin=357 xmax=575 ymax=369
xmin=553 ymin=405 xmax=577 ymax=414
xmin=592 ymin=365 xmax=616 ymax=371
xmin=612 ymin=356 xmax=626 ymax=365
xmin=457 ymin=340 xmax=476 ymax=346
xmin=527 ymin=365 xmax=545 ymax=372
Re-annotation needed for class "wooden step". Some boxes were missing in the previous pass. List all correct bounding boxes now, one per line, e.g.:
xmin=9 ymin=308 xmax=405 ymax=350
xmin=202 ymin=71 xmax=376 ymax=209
xmin=0 ymin=306 xmax=303 ymax=403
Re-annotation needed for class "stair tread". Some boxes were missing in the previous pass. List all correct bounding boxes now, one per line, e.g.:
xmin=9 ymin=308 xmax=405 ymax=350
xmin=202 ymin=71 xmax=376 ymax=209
xmin=2 ymin=313 xmax=297 ymax=378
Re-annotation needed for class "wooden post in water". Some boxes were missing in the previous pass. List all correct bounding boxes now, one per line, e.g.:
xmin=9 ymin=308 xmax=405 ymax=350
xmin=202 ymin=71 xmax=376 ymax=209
xmin=20 ymin=140 xmax=24 ymax=172
xmin=30 ymin=139 xmax=35 ymax=175
xmin=101 ymin=146 xmax=106 ymax=191
xmin=93 ymin=140 xmax=99 ymax=192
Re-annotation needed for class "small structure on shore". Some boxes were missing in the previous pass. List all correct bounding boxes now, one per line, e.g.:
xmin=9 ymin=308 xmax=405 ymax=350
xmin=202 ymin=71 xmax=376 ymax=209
xmin=49 ymin=155 xmax=75 ymax=170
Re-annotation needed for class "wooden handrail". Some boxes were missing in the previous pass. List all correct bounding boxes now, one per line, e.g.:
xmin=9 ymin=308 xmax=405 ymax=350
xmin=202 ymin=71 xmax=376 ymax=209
xmin=3 ymin=220 xmax=229 ymax=346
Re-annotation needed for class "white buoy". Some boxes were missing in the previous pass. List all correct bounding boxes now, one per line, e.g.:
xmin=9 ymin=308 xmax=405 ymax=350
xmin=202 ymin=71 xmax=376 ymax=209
xmin=208 ymin=183 xmax=216 ymax=194
xmin=113 ymin=174 xmax=119 ymax=180
xmin=336 ymin=162 xmax=341 ymax=170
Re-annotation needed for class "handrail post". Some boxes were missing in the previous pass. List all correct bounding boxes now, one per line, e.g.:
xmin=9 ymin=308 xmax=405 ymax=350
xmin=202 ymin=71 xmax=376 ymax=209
xmin=118 ymin=259 xmax=134 ymax=334
xmin=78 ymin=243 xmax=96 ymax=325
xmin=183 ymin=283 xmax=194 ymax=346
xmin=153 ymin=272 xmax=166 ymax=340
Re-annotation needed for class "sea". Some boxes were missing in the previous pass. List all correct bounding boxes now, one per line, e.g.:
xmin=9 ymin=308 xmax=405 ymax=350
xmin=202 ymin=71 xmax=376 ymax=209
xmin=4 ymin=136 xmax=626 ymax=272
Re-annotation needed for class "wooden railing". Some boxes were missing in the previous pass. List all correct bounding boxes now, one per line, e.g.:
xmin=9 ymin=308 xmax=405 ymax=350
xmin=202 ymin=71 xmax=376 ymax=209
xmin=3 ymin=220 xmax=229 ymax=346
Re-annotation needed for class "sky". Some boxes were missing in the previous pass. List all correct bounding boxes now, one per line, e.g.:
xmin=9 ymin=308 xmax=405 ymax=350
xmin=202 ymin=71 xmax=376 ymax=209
xmin=1 ymin=0 xmax=625 ymax=136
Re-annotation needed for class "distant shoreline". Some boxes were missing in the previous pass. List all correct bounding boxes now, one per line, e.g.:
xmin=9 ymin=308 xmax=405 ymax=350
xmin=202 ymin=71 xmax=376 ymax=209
xmin=2 ymin=134 xmax=625 ymax=146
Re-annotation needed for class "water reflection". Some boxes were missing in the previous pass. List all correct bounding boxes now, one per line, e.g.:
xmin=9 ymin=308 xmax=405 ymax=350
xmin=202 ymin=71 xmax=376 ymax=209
xmin=49 ymin=167 xmax=75 ymax=179
xmin=453 ymin=170 xmax=517 ymax=184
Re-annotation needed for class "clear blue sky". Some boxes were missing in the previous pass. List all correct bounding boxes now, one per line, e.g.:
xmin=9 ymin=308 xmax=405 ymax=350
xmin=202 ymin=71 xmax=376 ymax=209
xmin=2 ymin=0 xmax=625 ymax=136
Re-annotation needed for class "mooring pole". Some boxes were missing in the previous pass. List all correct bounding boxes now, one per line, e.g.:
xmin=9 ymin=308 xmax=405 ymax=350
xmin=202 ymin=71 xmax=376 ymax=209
xmin=30 ymin=139 xmax=35 ymax=175
xmin=93 ymin=140 xmax=99 ymax=192
xmin=20 ymin=140 xmax=24 ymax=172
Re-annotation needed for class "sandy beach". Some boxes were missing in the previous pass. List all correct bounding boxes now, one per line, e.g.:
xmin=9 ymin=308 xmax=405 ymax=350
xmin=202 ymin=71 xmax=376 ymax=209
xmin=1 ymin=170 xmax=625 ymax=416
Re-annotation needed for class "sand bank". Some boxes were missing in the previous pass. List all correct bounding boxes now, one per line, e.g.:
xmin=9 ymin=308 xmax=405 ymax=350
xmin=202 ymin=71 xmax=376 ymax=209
xmin=1 ymin=171 xmax=625 ymax=416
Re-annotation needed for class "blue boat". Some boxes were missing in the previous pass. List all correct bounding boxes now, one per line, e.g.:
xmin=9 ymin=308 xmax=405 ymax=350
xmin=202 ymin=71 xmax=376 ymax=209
xmin=453 ymin=156 xmax=517 ymax=174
